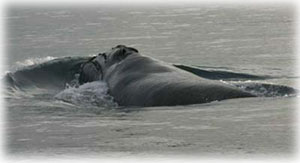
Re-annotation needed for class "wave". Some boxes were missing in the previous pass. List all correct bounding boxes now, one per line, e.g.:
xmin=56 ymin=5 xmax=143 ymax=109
xmin=4 ymin=56 xmax=92 ymax=91
xmin=14 ymin=56 xmax=57 ymax=70
xmin=54 ymin=81 xmax=118 ymax=108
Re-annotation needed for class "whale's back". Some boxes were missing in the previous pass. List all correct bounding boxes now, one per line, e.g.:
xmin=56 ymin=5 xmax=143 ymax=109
xmin=105 ymin=55 xmax=255 ymax=106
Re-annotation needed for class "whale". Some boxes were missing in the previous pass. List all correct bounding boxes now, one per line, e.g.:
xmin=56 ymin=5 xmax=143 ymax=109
xmin=78 ymin=45 xmax=256 ymax=107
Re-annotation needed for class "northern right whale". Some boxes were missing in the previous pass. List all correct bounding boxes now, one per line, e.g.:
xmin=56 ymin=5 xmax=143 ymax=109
xmin=79 ymin=45 xmax=256 ymax=106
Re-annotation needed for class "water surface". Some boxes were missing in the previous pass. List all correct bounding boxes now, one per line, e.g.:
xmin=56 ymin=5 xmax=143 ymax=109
xmin=4 ymin=4 xmax=297 ymax=158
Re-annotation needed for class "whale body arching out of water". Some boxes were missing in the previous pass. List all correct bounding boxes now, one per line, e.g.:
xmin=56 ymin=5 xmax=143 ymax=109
xmin=4 ymin=45 xmax=297 ymax=107
xmin=79 ymin=45 xmax=256 ymax=106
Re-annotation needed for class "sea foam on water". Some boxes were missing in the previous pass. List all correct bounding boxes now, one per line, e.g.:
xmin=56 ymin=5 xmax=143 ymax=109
xmin=54 ymin=81 xmax=118 ymax=108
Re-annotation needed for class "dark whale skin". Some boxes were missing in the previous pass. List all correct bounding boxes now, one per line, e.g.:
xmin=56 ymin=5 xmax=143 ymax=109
xmin=103 ymin=52 xmax=255 ymax=107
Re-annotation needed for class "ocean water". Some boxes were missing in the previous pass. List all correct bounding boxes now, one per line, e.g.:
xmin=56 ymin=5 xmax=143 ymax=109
xmin=4 ymin=4 xmax=298 ymax=159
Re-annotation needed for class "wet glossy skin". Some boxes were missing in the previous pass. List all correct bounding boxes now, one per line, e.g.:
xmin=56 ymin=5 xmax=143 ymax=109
xmin=79 ymin=45 xmax=255 ymax=106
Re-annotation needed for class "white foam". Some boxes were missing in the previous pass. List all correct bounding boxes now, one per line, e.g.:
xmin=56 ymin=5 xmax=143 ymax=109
xmin=14 ymin=56 xmax=56 ymax=69
xmin=231 ymin=82 xmax=297 ymax=97
xmin=54 ymin=81 xmax=118 ymax=108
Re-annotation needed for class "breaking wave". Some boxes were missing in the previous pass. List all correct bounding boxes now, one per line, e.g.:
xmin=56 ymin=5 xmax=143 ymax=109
xmin=14 ymin=56 xmax=57 ymax=69
xmin=54 ymin=81 xmax=118 ymax=108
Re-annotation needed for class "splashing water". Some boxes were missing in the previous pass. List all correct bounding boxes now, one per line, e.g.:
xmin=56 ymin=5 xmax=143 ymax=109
xmin=14 ymin=56 xmax=57 ymax=70
xmin=54 ymin=81 xmax=118 ymax=108
xmin=231 ymin=82 xmax=297 ymax=97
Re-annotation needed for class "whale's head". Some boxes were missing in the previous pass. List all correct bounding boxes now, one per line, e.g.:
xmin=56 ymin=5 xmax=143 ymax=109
xmin=78 ymin=45 xmax=138 ymax=84
xmin=104 ymin=45 xmax=138 ymax=66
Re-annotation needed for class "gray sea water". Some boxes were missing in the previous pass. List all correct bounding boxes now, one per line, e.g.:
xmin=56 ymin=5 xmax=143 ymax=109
xmin=4 ymin=4 xmax=298 ymax=159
